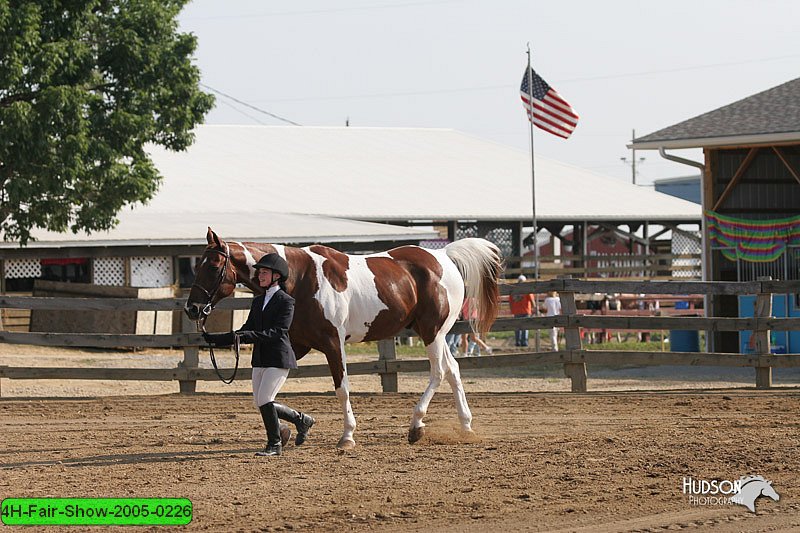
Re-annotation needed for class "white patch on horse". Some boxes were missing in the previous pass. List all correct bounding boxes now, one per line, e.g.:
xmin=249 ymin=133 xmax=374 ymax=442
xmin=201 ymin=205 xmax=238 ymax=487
xmin=426 ymin=247 xmax=465 ymax=330
xmin=302 ymin=247 xmax=388 ymax=344
xmin=272 ymin=244 xmax=286 ymax=261
xmin=231 ymin=241 xmax=258 ymax=279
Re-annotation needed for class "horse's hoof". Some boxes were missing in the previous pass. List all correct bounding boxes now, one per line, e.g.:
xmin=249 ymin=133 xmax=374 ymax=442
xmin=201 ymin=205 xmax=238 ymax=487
xmin=336 ymin=438 xmax=356 ymax=450
xmin=461 ymin=428 xmax=479 ymax=442
xmin=408 ymin=426 xmax=425 ymax=444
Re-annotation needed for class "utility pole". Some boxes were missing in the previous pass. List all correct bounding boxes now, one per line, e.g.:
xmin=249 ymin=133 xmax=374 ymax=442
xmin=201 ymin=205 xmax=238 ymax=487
xmin=620 ymin=128 xmax=645 ymax=185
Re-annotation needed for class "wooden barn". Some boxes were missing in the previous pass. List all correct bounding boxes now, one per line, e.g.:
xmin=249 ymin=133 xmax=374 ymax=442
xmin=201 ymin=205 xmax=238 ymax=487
xmin=631 ymin=76 xmax=800 ymax=352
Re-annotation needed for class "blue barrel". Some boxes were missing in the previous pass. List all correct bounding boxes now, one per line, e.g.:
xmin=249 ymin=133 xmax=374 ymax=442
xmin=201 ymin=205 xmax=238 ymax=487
xmin=670 ymin=330 xmax=699 ymax=352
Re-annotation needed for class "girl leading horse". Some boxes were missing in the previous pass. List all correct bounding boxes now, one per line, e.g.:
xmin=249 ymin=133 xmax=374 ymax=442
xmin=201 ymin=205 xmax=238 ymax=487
xmin=185 ymin=228 xmax=502 ymax=449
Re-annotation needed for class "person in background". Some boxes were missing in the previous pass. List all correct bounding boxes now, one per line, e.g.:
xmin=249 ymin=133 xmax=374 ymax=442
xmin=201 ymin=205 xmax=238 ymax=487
xmin=509 ymin=274 xmax=535 ymax=347
xmin=543 ymin=290 xmax=562 ymax=351
xmin=445 ymin=331 xmax=461 ymax=356
xmin=460 ymin=297 xmax=493 ymax=356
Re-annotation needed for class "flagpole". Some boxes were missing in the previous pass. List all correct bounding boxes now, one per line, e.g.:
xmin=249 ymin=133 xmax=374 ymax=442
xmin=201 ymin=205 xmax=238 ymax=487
xmin=526 ymin=43 xmax=541 ymax=353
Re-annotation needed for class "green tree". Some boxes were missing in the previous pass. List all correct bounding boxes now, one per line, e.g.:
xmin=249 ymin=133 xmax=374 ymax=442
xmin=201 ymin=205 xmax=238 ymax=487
xmin=0 ymin=0 xmax=214 ymax=244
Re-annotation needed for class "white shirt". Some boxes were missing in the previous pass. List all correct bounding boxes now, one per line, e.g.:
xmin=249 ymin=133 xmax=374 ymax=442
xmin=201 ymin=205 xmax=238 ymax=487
xmin=262 ymin=285 xmax=280 ymax=311
xmin=544 ymin=296 xmax=561 ymax=316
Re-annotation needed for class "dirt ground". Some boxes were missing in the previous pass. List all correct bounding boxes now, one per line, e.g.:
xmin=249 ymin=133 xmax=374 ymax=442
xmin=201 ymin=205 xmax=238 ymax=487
xmin=2 ymin=389 xmax=800 ymax=532
xmin=3 ymin=344 xmax=800 ymax=531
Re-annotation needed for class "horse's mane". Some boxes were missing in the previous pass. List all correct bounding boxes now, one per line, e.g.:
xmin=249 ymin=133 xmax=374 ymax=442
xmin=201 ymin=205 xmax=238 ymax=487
xmin=739 ymin=475 xmax=769 ymax=487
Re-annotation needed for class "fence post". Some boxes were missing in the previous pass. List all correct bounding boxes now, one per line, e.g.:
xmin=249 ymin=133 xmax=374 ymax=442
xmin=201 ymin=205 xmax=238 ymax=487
xmin=753 ymin=277 xmax=773 ymax=389
xmin=377 ymin=338 xmax=398 ymax=393
xmin=178 ymin=313 xmax=199 ymax=394
xmin=559 ymin=280 xmax=587 ymax=392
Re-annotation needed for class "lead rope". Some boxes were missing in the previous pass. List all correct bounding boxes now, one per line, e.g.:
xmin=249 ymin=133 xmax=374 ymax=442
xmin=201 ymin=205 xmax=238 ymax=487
xmin=199 ymin=321 xmax=240 ymax=384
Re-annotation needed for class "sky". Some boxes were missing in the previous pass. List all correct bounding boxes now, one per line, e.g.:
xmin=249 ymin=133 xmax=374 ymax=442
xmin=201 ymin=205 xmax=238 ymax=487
xmin=177 ymin=0 xmax=800 ymax=187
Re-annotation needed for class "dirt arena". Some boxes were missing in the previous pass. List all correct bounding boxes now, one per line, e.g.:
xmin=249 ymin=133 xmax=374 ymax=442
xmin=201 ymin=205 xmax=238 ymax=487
xmin=3 ymin=387 xmax=800 ymax=532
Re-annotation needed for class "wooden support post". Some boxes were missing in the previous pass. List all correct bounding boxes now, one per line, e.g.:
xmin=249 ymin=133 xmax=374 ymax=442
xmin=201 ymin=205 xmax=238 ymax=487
xmin=178 ymin=313 xmax=199 ymax=394
xmin=753 ymin=278 xmax=773 ymax=389
xmin=0 ymin=258 xmax=5 ymax=332
xmin=559 ymin=281 xmax=587 ymax=392
xmin=377 ymin=338 xmax=398 ymax=393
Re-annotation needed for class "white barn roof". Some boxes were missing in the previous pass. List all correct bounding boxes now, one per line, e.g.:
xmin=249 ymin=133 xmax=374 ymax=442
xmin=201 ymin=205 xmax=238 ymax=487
xmin=144 ymin=125 xmax=699 ymax=223
xmin=2 ymin=211 xmax=436 ymax=249
xmin=4 ymin=125 xmax=700 ymax=250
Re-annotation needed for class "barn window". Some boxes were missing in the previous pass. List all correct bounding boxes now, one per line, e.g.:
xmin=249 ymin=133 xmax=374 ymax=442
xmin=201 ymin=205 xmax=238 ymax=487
xmin=41 ymin=258 xmax=90 ymax=283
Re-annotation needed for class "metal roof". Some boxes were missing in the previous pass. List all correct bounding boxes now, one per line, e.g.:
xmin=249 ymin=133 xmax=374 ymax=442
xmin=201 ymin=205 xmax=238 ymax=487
xmin=631 ymin=77 xmax=800 ymax=150
xmin=1 ymin=210 xmax=437 ymax=249
xmin=141 ymin=125 xmax=699 ymax=223
xmin=4 ymin=126 xmax=700 ymax=250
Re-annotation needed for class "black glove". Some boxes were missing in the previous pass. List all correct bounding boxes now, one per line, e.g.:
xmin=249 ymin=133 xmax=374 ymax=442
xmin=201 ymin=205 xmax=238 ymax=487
xmin=202 ymin=331 xmax=235 ymax=347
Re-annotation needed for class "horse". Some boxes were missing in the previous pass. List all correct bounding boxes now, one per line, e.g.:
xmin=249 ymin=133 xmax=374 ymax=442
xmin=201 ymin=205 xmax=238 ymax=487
xmin=730 ymin=475 xmax=780 ymax=513
xmin=185 ymin=228 xmax=502 ymax=449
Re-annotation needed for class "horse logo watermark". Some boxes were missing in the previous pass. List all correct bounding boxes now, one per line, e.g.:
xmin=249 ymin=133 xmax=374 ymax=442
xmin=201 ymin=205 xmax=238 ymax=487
xmin=682 ymin=475 xmax=779 ymax=513
xmin=730 ymin=476 xmax=780 ymax=513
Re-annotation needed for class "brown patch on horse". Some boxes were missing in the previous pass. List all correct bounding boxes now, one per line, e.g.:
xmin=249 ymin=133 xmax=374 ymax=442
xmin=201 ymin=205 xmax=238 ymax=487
xmin=283 ymin=247 xmax=346 ymax=387
xmin=360 ymin=256 xmax=418 ymax=342
xmin=293 ymin=295 xmax=345 ymax=388
xmin=383 ymin=247 xmax=449 ymax=345
xmin=308 ymin=245 xmax=349 ymax=292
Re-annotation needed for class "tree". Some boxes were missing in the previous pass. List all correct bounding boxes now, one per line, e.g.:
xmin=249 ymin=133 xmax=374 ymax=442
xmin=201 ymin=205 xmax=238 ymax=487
xmin=0 ymin=0 xmax=214 ymax=244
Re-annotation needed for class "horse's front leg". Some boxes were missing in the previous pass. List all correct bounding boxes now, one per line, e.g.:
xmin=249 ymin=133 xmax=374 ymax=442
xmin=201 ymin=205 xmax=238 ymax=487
xmin=322 ymin=328 xmax=356 ymax=450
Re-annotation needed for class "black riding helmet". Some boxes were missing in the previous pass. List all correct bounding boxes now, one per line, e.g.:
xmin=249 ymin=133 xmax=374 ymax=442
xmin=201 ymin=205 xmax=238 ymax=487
xmin=253 ymin=253 xmax=289 ymax=282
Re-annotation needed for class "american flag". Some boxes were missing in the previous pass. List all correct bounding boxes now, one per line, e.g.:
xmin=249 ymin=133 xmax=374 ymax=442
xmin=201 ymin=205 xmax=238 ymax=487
xmin=520 ymin=66 xmax=579 ymax=139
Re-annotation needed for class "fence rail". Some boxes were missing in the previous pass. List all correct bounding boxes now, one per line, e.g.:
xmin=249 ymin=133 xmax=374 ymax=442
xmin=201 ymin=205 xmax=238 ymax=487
xmin=504 ymin=253 xmax=702 ymax=280
xmin=1 ymin=279 xmax=799 ymax=395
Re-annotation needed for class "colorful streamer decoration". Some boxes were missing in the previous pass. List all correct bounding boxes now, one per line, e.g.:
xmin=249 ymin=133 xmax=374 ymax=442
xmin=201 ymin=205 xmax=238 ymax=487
xmin=706 ymin=211 xmax=800 ymax=262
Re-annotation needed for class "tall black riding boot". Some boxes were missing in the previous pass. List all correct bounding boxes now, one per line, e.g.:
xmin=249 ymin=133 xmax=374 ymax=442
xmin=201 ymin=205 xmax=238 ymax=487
xmin=273 ymin=402 xmax=315 ymax=445
xmin=256 ymin=402 xmax=282 ymax=456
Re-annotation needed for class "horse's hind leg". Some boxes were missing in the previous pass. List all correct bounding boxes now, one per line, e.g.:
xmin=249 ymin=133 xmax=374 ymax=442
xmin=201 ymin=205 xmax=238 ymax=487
xmin=408 ymin=338 xmax=443 ymax=443
xmin=409 ymin=334 xmax=464 ymax=443
xmin=442 ymin=341 xmax=473 ymax=433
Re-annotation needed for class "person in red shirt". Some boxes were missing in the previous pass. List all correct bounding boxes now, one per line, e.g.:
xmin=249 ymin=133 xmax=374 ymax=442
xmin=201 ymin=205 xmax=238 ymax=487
xmin=509 ymin=275 xmax=535 ymax=347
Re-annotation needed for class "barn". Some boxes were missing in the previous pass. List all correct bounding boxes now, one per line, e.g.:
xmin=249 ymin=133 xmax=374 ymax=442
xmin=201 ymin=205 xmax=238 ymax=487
xmin=1 ymin=126 xmax=701 ymax=329
xmin=631 ymin=76 xmax=800 ymax=352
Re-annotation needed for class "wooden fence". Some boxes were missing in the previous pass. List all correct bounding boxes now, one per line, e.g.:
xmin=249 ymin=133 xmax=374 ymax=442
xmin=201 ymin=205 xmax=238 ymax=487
xmin=1 ymin=278 xmax=799 ymax=395
xmin=504 ymin=253 xmax=702 ymax=280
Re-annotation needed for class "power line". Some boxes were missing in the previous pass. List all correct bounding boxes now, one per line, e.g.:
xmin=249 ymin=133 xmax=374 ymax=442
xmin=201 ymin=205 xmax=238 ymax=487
xmin=251 ymin=84 xmax=502 ymax=103
xmin=201 ymin=83 xmax=301 ymax=126
xmin=558 ymin=53 xmax=800 ymax=84
xmin=215 ymin=98 xmax=269 ymax=125
xmin=182 ymin=0 xmax=467 ymax=21
xmin=245 ymin=53 xmax=800 ymax=104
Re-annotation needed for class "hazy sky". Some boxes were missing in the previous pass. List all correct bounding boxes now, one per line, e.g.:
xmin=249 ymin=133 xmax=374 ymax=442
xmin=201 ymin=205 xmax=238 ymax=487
xmin=178 ymin=0 xmax=800 ymax=186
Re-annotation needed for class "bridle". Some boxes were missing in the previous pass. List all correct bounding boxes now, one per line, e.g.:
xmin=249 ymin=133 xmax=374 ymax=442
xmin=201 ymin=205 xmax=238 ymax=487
xmin=190 ymin=243 xmax=240 ymax=384
xmin=190 ymin=244 xmax=232 ymax=320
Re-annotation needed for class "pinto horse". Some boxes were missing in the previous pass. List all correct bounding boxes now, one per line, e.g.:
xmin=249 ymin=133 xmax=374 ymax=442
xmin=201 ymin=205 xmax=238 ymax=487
xmin=185 ymin=228 xmax=502 ymax=449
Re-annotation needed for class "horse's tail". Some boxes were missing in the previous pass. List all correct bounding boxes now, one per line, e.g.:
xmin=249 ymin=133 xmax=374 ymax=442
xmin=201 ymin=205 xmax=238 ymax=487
xmin=445 ymin=238 xmax=503 ymax=335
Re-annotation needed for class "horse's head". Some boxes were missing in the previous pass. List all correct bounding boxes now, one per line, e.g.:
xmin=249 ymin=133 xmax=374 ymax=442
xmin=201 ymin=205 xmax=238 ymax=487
xmin=760 ymin=481 xmax=780 ymax=502
xmin=184 ymin=228 xmax=238 ymax=323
